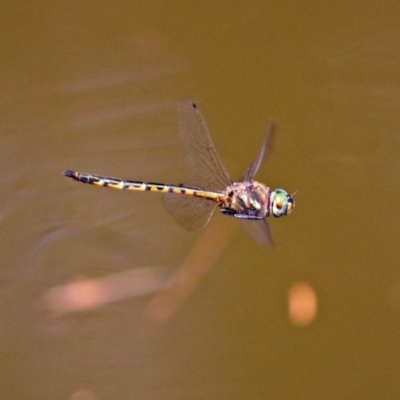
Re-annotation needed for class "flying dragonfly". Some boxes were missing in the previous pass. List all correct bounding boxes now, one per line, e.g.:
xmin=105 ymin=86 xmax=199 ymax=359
xmin=63 ymin=100 xmax=295 ymax=245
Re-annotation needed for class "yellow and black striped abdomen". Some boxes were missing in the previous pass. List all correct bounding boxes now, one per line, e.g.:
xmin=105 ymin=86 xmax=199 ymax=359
xmin=63 ymin=170 xmax=221 ymax=202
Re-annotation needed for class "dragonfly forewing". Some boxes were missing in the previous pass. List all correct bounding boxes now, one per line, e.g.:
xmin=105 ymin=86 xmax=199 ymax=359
xmin=178 ymin=100 xmax=232 ymax=191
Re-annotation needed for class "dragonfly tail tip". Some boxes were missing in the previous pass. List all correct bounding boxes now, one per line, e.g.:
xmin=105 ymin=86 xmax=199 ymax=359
xmin=63 ymin=169 xmax=76 ymax=178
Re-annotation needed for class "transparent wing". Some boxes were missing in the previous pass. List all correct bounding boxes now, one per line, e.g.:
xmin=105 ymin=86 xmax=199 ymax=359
xmin=162 ymin=193 xmax=217 ymax=231
xmin=241 ymin=121 xmax=276 ymax=182
xmin=178 ymin=100 xmax=232 ymax=191
xmin=240 ymin=219 xmax=274 ymax=246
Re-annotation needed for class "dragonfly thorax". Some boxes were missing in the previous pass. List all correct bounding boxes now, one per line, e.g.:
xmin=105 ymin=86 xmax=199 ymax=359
xmin=220 ymin=181 xmax=271 ymax=220
xmin=220 ymin=182 xmax=295 ymax=220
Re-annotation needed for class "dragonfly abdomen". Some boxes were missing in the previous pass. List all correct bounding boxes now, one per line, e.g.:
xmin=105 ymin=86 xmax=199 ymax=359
xmin=63 ymin=170 xmax=221 ymax=201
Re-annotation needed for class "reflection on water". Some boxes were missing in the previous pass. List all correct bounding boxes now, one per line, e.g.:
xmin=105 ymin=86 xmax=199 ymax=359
xmin=44 ymin=267 xmax=168 ymax=316
xmin=145 ymin=216 xmax=236 ymax=322
xmin=70 ymin=389 xmax=98 ymax=400
xmin=288 ymin=282 xmax=317 ymax=327
xmin=43 ymin=216 xmax=236 ymax=320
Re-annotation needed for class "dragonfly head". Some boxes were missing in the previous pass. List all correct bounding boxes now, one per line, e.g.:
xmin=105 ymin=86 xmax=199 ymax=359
xmin=270 ymin=189 xmax=295 ymax=217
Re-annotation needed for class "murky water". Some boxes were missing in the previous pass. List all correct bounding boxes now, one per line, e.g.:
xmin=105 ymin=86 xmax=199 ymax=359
xmin=1 ymin=2 xmax=400 ymax=399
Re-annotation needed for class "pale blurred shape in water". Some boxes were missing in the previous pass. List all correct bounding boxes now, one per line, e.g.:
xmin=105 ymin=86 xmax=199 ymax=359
xmin=288 ymin=282 xmax=317 ymax=327
xmin=70 ymin=389 xmax=98 ymax=400
xmin=145 ymin=216 xmax=236 ymax=322
xmin=44 ymin=267 xmax=167 ymax=315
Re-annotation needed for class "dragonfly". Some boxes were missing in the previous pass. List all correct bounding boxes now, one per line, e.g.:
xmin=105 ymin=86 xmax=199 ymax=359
xmin=63 ymin=100 xmax=295 ymax=245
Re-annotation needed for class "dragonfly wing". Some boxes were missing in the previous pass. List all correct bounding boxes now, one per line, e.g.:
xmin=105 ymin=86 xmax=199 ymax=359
xmin=178 ymin=100 xmax=232 ymax=191
xmin=241 ymin=121 xmax=276 ymax=182
xmin=240 ymin=219 xmax=274 ymax=246
xmin=162 ymin=193 xmax=217 ymax=231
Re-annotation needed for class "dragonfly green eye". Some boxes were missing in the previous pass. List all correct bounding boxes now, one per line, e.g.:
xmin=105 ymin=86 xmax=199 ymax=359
xmin=271 ymin=189 xmax=295 ymax=217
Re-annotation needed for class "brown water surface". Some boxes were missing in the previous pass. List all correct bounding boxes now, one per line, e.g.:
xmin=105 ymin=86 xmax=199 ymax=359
xmin=1 ymin=2 xmax=400 ymax=399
